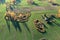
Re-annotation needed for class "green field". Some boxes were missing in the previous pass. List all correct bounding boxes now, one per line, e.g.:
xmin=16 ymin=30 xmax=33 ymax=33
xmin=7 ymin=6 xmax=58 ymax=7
xmin=0 ymin=0 xmax=60 ymax=40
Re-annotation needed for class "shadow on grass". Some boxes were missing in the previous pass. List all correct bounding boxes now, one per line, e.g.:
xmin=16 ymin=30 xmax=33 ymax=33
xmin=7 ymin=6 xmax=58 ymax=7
xmin=11 ymin=19 xmax=22 ymax=32
xmin=32 ymin=2 xmax=39 ymax=6
xmin=43 ymin=24 xmax=48 ymax=29
xmin=47 ymin=20 xmax=60 ymax=27
xmin=37 ymin=29 xmax=47 ymax=34
xmin=22 ymin=22 xmax=31 ymax=33
xmin=47 ymin=22 xmax=55 ymax=26
xmin=53 ymin=22 xmax=60 ymax=27
xmin=42 ymin=31 xmax=47 ymax=34
xmin=5 ymin=20 xmax=10 ymax=32
xmin=5 ymin=18 xmax=22 ymax=32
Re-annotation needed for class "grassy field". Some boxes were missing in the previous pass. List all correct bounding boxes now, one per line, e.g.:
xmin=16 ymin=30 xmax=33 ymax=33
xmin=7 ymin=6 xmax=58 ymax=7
xmin=0 ymin=0 xmax=60 ymax=40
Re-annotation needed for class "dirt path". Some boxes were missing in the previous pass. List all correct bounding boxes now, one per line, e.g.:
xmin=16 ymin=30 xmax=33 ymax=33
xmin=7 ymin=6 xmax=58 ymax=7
xmin=13 ymin=6 xmax=57 ymax=12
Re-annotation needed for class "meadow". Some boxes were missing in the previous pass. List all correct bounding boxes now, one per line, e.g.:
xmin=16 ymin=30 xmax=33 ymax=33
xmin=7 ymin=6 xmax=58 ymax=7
xmin=0 ymin=0 xmax=60 ymax=40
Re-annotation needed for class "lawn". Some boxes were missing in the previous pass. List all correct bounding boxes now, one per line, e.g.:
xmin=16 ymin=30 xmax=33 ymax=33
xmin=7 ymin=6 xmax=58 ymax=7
xmin=0 ymin=0 xmax=60 ymax=40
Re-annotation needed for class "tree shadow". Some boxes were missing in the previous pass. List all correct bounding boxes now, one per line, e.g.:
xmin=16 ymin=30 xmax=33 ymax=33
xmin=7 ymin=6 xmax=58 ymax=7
xmin=53 ymin=22 xmax=60 ymax=27
xmin=41 ymin=14 xmax=56 ymax=26
xmin=11 ymin=19 xmax=22 ymax=32
xmin=41 ymin=31 xmax=47 ymax=34
xmin=50 ymin=15 xmax=56 ymax=19
xmin=38 ymin=29 xmax=47 ymax=34
xmin=5 ymin=20 xmax=10 ymax=32
xmin=43 ymin=24 xmax=48 ymax=29
xmin=22 ymin=22 xmax=31 ymax=33
xmin=47 ymin=22 xmax=55 ymax=26
xmin=32 ymin=2 xmax=39 ymax=6
xmin=51 ymin=3 xmax=60 ymax=6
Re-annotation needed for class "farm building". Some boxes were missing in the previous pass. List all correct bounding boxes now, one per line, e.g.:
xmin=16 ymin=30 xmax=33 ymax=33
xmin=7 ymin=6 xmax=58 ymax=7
xmin=0 ymin=0 xmax=5 ymax=3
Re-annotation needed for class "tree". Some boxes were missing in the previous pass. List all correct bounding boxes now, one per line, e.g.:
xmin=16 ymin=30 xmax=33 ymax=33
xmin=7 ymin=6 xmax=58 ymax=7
xmin=27 ymin=0 xmax=34 ymax=5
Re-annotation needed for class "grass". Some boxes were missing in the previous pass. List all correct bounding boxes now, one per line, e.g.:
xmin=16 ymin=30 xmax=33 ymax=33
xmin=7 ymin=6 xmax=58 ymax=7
xmin=0 ymin=0 xmax=60 ymax=40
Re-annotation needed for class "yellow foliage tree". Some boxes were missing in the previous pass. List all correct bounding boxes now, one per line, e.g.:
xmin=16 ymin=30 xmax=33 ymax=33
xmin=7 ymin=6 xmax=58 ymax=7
xmin=57 ymin=9 xmax=60 ymax=18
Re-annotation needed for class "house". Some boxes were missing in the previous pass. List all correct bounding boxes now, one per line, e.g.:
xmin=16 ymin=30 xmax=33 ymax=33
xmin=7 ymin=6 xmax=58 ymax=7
xmin=0 ymin=0 xmax=5 ymax=3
